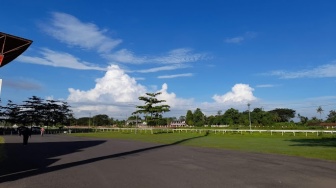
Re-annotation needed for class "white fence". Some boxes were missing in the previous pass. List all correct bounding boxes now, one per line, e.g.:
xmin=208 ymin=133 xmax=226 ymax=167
xmin=92 ymin=128 xmax=336 ymax=137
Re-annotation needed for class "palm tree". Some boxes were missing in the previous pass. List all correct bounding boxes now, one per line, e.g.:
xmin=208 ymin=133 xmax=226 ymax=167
xmin=316 ymin=106 xmax=324 ymax=120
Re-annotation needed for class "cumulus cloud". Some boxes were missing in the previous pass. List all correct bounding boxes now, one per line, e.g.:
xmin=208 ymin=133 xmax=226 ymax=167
xmin=269 ymin=62 xmax=336 ymax=79
xmin=18 ymin=49 xmax=106 ymax=70
xmin=156 ymin=83 xmax=194 ymax=109
xmin=42 ymin=12 xmax=122 ymax=53
xmin=66 ymin=66 xmax=195 ymax=117
xmin=67 ymin=65 xmax=146 ymax=103
xmin=212 ymin=84 xmax=257 ymax=104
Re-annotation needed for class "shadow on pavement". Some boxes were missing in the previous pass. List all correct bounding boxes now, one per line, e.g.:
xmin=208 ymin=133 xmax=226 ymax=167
xmin=0 ymin=139 xmax=106 ymax=182
xmin=288 ymin=137 xmax=336 ymax=147
xmin=0 ymin=133 xmax=208 ymax=183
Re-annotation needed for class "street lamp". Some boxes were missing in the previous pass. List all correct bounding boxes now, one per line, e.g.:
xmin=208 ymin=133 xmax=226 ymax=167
xmin=247 ymin=103 xmax=251 ymax=130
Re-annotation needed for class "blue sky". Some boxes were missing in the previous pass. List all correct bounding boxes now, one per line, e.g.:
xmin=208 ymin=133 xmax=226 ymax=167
xmin=1 ymin=0 xmax=335 ymax=120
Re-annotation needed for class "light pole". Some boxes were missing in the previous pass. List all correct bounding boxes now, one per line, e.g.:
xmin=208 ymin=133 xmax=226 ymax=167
xmin=89 ymin=112 xmax=91 ymax=128
xmin=248 ymin=103 xmax=251 ymax=130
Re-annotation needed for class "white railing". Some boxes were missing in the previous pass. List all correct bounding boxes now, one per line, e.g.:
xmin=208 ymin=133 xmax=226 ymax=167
xmin=91 ymin=127 xmax=336 ymax=137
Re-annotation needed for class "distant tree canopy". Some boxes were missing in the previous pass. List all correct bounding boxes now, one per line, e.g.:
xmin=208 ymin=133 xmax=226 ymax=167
xmin=326 ymin=110 xmax=336 ymax=123
xmin=268 ymin=108 xmax=296 ymax=122
xmin=133 ymin=92 xmax=170 ymax=125
xmin=186 ymin=110 xmax=194 ymax=126
xmin=184 ymin=107 xmax=298 ymax=127
xmin=0 ymin=96 xmax=73 ymax=127
xmin=2 ymin=95 xmax=333 ymax=128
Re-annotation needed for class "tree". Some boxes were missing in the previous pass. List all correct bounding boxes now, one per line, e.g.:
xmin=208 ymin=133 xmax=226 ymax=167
xmin=316 ymin=106 xmax=324 ymax=120
xmin=207 ymin=115 xmax=216 ymax=125
xmin=44 ymin=100 xmax=73 ymax=127
xmin=186 ymin=110 xmax=194 ymax=126
xmin=2 ymin=100 xmax=21 ymax=125
xmin=178 ymin=116 xmax=186 ymax=121
xmin=21 ymin=96 xmax=45 ymax=127
xmin=77 ymin=117 xmax=90 ymax=126
xmin=1 ymin=96 xmax=72 ymax=128
xmin=133 ymin=92 xmax=170 ymax=126
xmin=297 ymin=113 xmax=308 ymax=124
xmin=193 ymin=108 xmax=205 ymax=126
xmin=268 ymin=108 xmax=295 ymax=122
xmin=223 ymin=108 xmax=240 ymax=125
xmin=238 ymin=111 xmax=250 ymax=126
xmin=326 ymin=110 xmax=336 ymax=123
xmin=92 ymin=114 xmax=110 ymax=126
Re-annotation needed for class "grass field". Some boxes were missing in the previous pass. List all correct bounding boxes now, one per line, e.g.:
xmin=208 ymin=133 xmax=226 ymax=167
xmin=73 ymin=131 xmax=336 ymax=161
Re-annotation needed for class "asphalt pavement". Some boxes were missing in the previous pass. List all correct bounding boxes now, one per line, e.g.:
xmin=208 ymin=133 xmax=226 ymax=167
xmin=0 ymin=134 xmax=336 ymax=188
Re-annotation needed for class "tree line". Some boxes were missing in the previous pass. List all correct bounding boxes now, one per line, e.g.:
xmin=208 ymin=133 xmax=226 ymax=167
xmin=1 ymin=94 xmax=335 ymax=128
xmin=66 ymin=107 xmax=336 ymax=127
xmin=183 ymin=107 xmax=336 ymax=127
xmin=0 ymin=96 xmax=73 ymax=128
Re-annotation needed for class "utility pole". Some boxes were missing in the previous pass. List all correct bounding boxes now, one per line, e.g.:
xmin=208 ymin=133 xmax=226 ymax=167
xmin=89 ymin=112 xmax=91 ymax=128
xmin=248 ymin=103 xmax=251 ymax=130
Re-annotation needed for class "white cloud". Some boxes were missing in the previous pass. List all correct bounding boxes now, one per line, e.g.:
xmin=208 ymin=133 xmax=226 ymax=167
xmin=67 ymin=65 xmax=146 ymax=103
xmin=106 ymin=49 xmax=146 ymax=64
xmin=107 ymin=48 xmax=206 ymax=65
xmin=156 ymin=83 xmax=194 ymax=109
xmin=225 ymin=37 xmax=244 ymax=44
xmin=42 ymin=12 xmax=122 ymax=53
xmin=269 ymin=62 xmax=336 ymax=79
xmin=158 ymin=73 xmax=193 ymax=79
xmin=66 ymin=66 xmax=195 ymax=117
xmin=256 ymin=84 xmax=275 ymax=88
xmin=136 ymin=64 xmax=190 ymax=73
xmin=154 ymin=48 xmax=206 ymax=64
xmin=212 ymin=84 xmax=257 ymax=104
xmin=18 ymin=49 xmax=106 ymax=70
xmin=224 ymin=32 xmax=257 ymax=44
xmin=38 ymin=12 xmax=207 ymax=72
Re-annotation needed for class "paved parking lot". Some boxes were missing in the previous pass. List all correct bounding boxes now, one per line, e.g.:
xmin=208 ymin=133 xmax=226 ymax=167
xmin=1 ymin=134 xmax=335 ymax=188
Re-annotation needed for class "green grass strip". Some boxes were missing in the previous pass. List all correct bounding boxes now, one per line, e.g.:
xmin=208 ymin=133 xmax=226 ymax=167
xmin=73 ymin=131 xmax=336 ymax=161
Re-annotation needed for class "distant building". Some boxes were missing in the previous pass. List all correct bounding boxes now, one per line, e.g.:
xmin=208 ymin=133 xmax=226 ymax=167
xmin=309 ymin=123 xmax=336 ymax=129
xmin=126 ymin=119 xmax=142 ymax=126
xmin=169 ymin=121 xmax=188 ymax=127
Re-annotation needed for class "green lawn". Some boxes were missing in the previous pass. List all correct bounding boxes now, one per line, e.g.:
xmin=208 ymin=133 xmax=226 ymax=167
xmin=73 ymin=131 xmax=336 ymax=161
xmin=1 ymin=132 xmax=335 ymax=162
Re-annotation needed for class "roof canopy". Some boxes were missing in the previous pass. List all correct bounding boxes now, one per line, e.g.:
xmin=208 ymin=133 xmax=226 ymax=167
xmin=0 ymin=32 xmax=33 ymax=68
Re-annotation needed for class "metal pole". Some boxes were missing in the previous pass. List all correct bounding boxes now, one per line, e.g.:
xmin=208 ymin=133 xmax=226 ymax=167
xmin=248 ymin=103 xmax=251 ymax=130
xmin=135 ymin=113 xmax=138 ymax=134
xmin=89 ymin=112 xmax=91 ymax=128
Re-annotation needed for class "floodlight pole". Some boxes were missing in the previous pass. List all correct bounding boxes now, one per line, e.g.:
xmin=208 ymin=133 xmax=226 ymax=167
xmin=248 ymin=103 xmax=251 ymax=130
xmin=135 ymin=113 xmax=138 ymax=134
xmin=89 ymin=112 xmax=91 ymax=128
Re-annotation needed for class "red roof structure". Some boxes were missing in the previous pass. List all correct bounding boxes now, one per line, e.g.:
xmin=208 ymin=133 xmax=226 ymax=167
xmin=0 ymin=32 xmax=32 ymax=68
